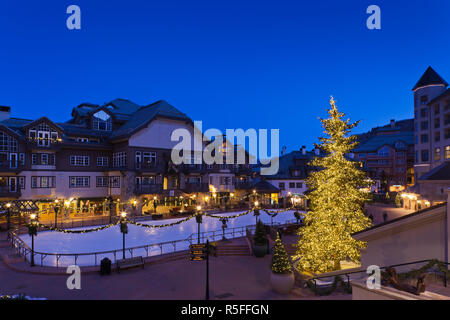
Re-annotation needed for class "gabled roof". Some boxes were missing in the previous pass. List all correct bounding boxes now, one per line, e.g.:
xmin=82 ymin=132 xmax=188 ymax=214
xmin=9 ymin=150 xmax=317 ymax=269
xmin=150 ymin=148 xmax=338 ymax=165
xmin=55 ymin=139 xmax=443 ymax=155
xmin=104 ymin=98 xmax=141 ymax=115
xmin=22 ymin=116 xmax=64 ymax=132
xmin=412 ymin=66 xmax=448 ymax=91
xmin=71 ymin=98 xmax=140 ymax=121
xmin=57 ymin=123 xmax=112 ymax=138
xmin=110 ymin=100 xmax=191 ymax=139
xmin=418 ymin=161 xmax=450 ymax=181
xmin=353 ymin=132 xmax=413 ymax=153
xmin=251 ymin=180 xmax=280 ymax=193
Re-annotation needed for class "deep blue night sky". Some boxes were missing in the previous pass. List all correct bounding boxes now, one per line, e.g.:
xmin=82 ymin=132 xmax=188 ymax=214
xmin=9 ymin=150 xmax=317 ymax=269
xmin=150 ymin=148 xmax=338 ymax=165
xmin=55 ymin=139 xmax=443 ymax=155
xmin=1 ymin=0 xmax=449 ymax=152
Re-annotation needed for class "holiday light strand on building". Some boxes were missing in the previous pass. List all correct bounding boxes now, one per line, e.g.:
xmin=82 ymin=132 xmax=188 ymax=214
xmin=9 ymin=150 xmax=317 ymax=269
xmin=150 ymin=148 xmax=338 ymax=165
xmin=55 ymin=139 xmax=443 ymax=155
xmin=263 ymin=207 xmax=294 ymax=215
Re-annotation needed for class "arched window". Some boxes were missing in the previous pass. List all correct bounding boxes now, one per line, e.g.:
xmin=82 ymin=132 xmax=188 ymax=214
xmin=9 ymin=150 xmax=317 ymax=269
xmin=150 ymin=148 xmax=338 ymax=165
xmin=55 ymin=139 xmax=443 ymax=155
xmin=378 ymin=146 xmax=390 ymax=157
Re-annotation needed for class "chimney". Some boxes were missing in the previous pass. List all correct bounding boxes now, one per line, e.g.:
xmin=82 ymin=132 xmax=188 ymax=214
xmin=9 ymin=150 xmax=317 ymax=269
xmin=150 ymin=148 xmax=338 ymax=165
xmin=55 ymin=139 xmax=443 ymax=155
xmin=301 ymin=145 xmax=306 ymax=155
xmin=390 ymin=119 xmax=395 ymax=128
xmin=0 ymin=106 xmax=10 ymax=122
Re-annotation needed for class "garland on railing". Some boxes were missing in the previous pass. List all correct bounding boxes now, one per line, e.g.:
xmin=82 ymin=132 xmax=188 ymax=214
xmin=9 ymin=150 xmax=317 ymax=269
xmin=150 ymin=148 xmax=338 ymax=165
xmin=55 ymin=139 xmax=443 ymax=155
xmin=382 ymin=259 xmax=450 ymax=282
xmin=37 ymin=221 xmax=120 ymax=233
xmin=207 ymin=209 xmax=254 ymax=219
xmin=263 ymin=210 xmax=278 ymax=218
xmin=264 ymin=207 xmax=294 ymax=214
xmin=126 ymin=214 xmax=196 ymax=228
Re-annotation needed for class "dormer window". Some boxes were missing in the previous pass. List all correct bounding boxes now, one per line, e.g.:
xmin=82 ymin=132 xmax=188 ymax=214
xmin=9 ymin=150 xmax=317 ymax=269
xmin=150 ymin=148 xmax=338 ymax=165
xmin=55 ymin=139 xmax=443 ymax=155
xmin=92 ymin=111 xmax=112 ymax=131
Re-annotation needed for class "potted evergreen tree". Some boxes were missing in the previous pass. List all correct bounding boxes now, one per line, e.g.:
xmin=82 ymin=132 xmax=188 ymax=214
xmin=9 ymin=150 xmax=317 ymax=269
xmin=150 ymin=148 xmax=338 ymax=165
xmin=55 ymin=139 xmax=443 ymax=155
xmin=270 ymin=233 xmax=294 ymax=294
xmin=252 ymin=220 xmax=268 ymax=257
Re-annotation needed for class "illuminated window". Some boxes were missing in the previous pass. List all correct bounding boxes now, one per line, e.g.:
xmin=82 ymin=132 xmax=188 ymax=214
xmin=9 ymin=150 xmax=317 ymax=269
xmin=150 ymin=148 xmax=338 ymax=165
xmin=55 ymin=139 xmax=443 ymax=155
xmin=435 ymin=148 xmax=441 ymax=161
xmin=445 ymin=146 xmax=450 ymax=160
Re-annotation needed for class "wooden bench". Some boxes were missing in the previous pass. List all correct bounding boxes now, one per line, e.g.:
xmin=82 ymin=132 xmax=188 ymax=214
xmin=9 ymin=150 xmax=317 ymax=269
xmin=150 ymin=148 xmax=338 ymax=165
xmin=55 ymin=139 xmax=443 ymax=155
xmin=116 ymin=256 xmax=145 ymax=273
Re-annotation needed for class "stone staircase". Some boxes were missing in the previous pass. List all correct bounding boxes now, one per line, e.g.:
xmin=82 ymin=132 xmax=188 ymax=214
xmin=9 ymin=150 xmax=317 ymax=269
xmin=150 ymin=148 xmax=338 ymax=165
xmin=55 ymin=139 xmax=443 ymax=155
xmin=216 ymin=244 xmax=250 ymax=256
xmin=284 ymin=243 xmax=297 ymax=256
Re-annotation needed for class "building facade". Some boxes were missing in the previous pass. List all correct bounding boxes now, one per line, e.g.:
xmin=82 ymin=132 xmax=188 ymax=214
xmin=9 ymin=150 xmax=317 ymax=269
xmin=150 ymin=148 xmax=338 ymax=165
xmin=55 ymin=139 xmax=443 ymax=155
xmin=413 ymin=66 xmax=449 ymax=180
xmin=353 ymin=119 xmax=414 ymax=191
xmin=0 ymin=99 xmax=253 ymax=218
xmin=263 ymin=146 xmax=321 ymax=208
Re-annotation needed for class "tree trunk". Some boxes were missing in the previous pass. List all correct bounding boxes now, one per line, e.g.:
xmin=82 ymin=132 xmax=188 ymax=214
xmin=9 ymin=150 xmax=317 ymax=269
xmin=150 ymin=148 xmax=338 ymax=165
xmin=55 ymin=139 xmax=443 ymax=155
xmin=334 ymin=260 xmax=341 ymax=271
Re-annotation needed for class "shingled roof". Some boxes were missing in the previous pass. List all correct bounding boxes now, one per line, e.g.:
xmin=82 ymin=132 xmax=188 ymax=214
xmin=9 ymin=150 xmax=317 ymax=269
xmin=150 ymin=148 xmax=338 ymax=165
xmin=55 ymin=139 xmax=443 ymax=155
xmin=413 ymin=66 xmax=448 ymax=91
xmin=110 ymin=100 xmax=191 ymax=139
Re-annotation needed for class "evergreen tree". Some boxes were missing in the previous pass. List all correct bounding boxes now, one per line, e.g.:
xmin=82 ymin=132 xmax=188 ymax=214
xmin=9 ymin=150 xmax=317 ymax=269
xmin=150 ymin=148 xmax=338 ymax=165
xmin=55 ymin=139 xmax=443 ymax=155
xmin=253 ymin=220 xmax=268 ymax=245
xmin=271 ymin=233 xmax=292 ymax=274
xmin=294 ymin=97 xmax=372 ymax=273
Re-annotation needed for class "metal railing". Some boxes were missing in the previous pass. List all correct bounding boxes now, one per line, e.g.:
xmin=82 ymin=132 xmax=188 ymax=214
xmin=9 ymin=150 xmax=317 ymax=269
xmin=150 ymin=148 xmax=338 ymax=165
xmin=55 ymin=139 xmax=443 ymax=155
xmin=8 ymin=217 xmax=300 ymax=268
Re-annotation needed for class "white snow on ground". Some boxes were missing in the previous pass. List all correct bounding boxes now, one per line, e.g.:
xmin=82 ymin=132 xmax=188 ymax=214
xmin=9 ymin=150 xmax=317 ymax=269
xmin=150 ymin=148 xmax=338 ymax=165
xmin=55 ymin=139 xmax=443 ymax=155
xmin=19 ymin=210 xmax=300 ymax=267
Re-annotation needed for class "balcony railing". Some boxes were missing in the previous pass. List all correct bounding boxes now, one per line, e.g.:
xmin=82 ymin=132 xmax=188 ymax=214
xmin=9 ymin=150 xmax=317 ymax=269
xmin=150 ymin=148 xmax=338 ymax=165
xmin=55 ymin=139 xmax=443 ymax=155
xmin=27 ymin=137 xmax=61 ymax=148
xmin=135 ymin=161 xmax=157 ymax=170
xmin=135 ymin=184 xmax=163 ymax=195
xmin=182 ymin=183 xmax=209 ymax=193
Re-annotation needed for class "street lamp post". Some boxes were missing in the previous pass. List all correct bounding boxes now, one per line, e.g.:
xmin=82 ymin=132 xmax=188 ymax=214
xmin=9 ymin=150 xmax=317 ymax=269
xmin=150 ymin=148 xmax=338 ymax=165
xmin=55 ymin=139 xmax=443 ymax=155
xmin=108 ymin=196 xmax=113 ymax=223
xmin=28 ymin=213 xmax=38 ymax=267
xmin=153 ymin=196 xmax=157 ymax=214
xmin=196 ymin=205 xmax=202 ymax=244
xmin=6 ymin=203 xmax=11 ymax=239
xmin=120 ymin=212 xmax=128 ymax=259
xmin=221 ymin=217 xmax=228 ymax=241
xmin=253 ymin=201 xmax=260 ymax=224
xmin=54 ymin=199 xmax=60 ymax=227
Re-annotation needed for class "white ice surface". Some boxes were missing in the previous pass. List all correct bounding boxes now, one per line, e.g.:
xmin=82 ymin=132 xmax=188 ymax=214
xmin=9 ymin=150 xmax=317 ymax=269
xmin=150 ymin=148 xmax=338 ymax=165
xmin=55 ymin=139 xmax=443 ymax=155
xmin=19 ymin=210 xmax=300 ymax=267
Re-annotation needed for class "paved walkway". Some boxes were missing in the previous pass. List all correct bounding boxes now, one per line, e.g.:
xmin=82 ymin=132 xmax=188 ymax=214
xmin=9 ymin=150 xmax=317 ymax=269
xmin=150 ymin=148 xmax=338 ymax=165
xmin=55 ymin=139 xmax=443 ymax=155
xmin=0 ymin=232 xmax=350 ymax=300
xmin=365 ymin=204 xmax=414 ymax=225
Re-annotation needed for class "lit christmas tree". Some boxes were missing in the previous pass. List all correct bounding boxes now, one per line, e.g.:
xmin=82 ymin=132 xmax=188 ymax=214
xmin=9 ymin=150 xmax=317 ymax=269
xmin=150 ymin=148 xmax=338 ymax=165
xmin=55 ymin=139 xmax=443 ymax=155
xmin=271 ymin=233 xmax=292 ymax=274
xmin=294 ymin=97 xmax=372 ymax=273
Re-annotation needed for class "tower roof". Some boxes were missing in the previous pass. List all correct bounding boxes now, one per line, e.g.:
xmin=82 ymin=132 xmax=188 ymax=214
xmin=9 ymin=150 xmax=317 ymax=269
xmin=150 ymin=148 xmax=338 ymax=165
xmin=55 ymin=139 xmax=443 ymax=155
xmin=412 ymin=66 xmax=448 ymax=91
